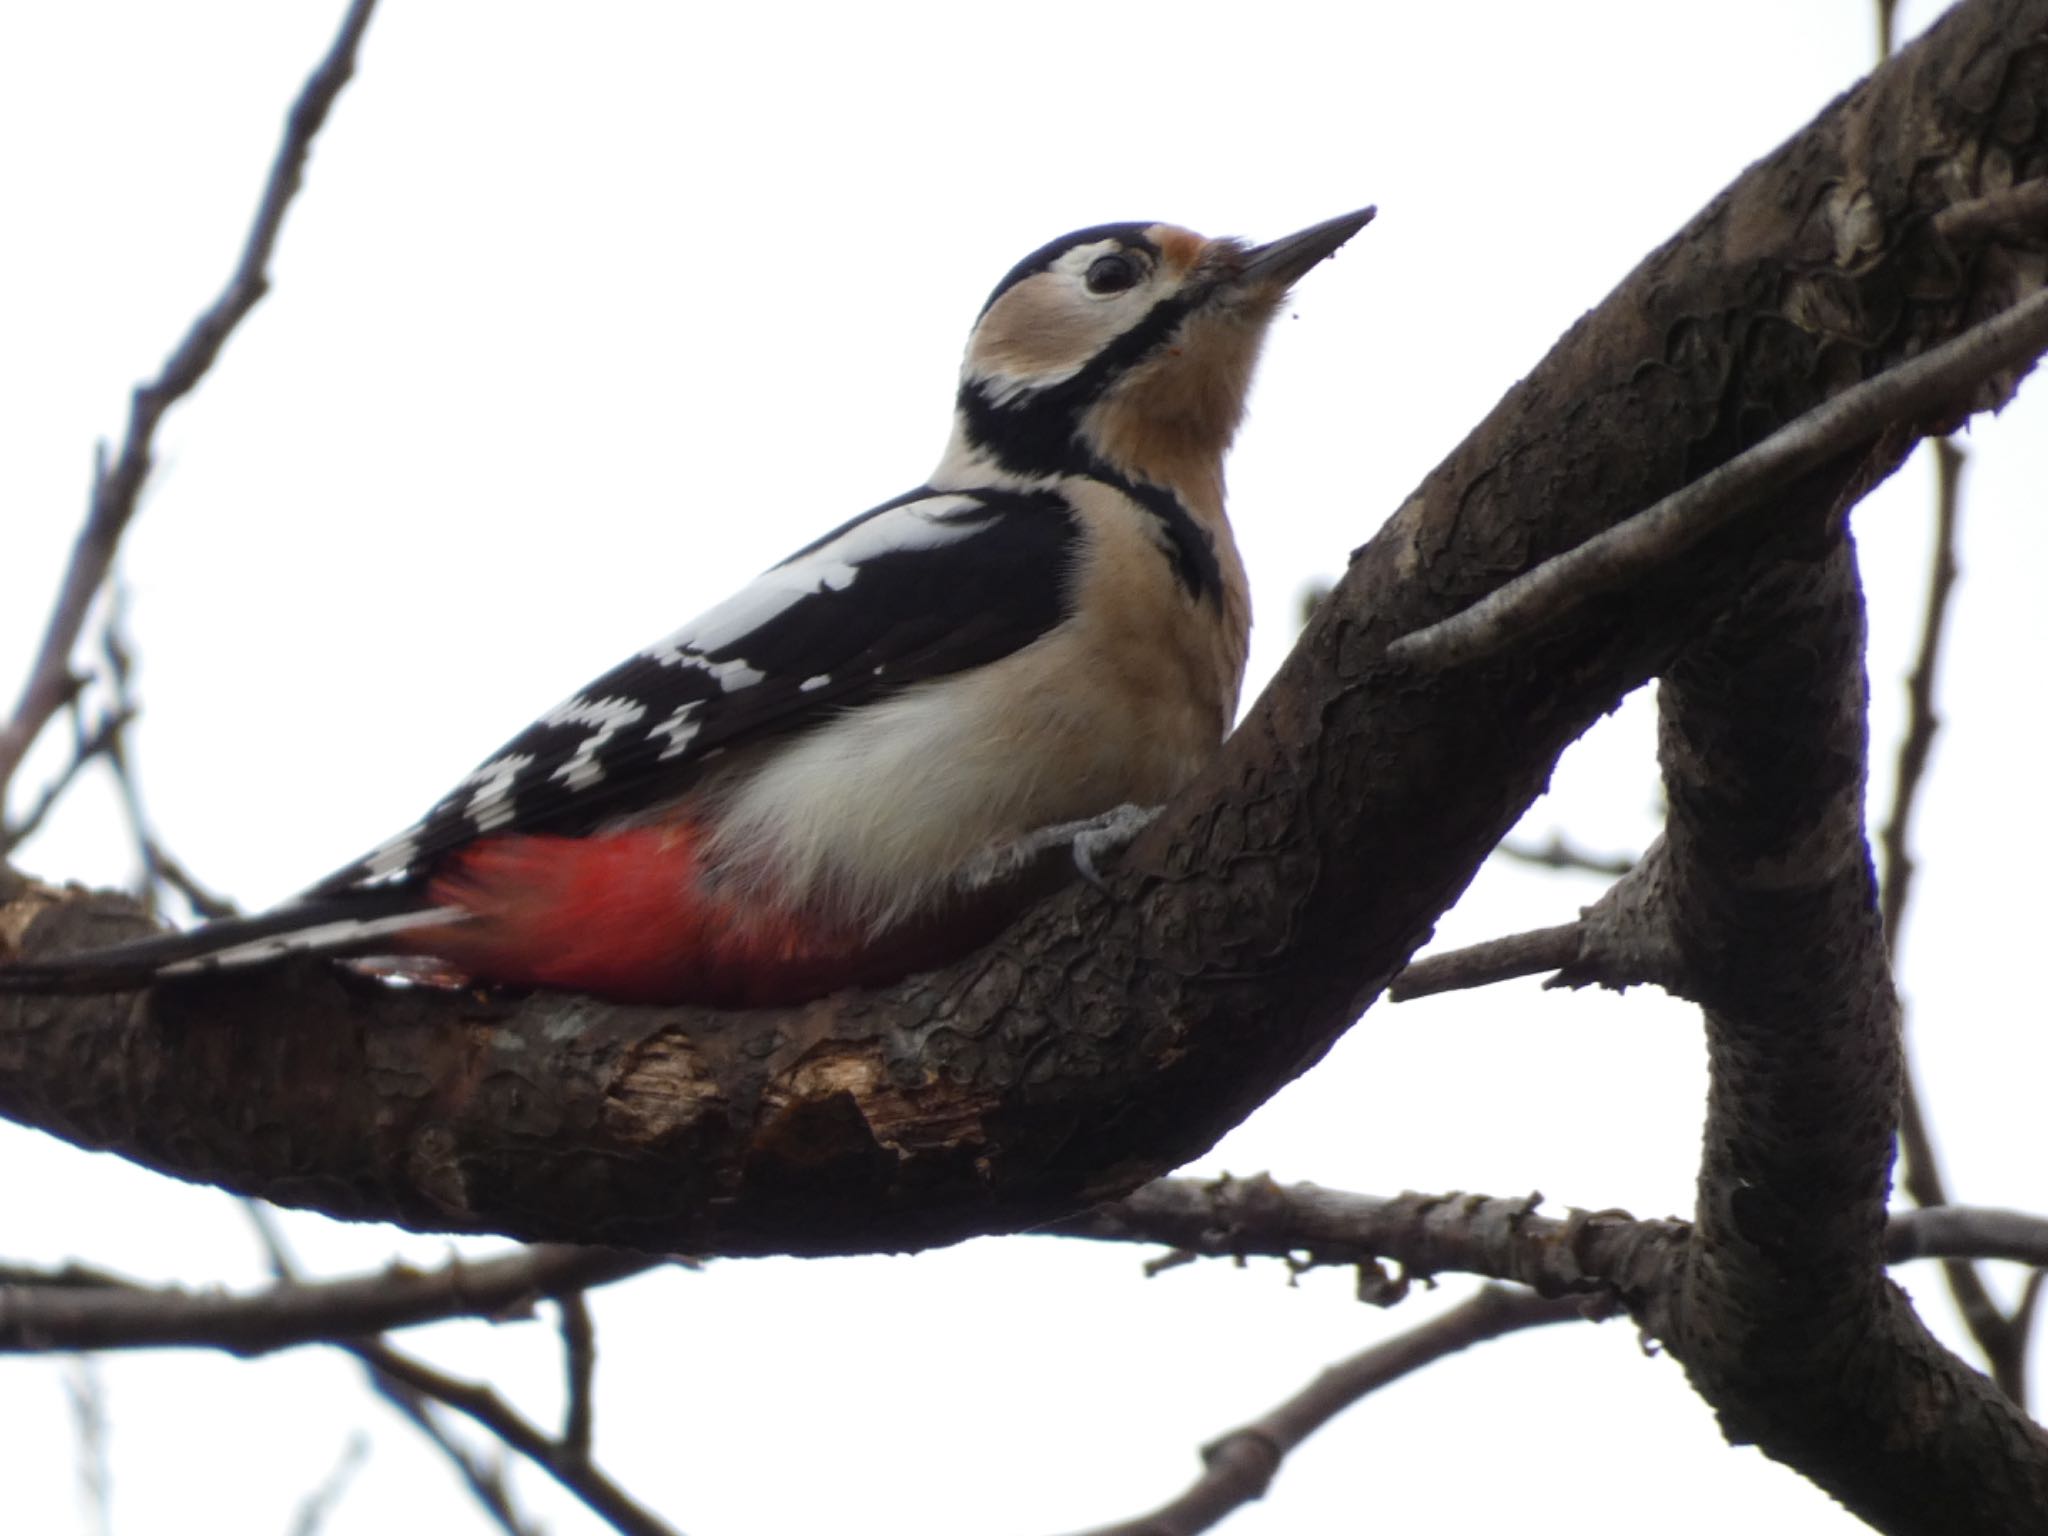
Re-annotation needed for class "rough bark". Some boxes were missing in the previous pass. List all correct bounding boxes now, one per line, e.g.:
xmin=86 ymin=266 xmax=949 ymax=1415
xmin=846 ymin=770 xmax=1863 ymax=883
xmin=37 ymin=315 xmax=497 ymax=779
xmin=1641 ymin=539 xmax=2048 ymax=1530
xmin=2 ymin=0 xmax=2044 ymax=1280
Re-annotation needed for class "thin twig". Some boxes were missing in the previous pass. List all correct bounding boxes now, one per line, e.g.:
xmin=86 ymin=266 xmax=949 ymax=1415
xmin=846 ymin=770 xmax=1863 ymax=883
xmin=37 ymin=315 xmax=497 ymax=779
xmin=64 ymin=1355 xmax=114 ymax=1536
xmin=141 ymin=843 xmax=239 ymax=923
xmin=234 ymin=1201 xmax=671 ymax=1536
xmin=1396 ymin=842 xmax=1683 ymax=1002
xmin=0 ymin=0 xmax=379 ymax=804
xmin=0 ymin=704 xmax=134 ymax=856
xmin=1063 ymin=1287 xmax=1583 ymax=1536
xmin=0 ymin=1240 xmax=653 ymax=1355
xmin=560 ymin=1291 xmax=597 ymax=1461
xmin=355 ymin=1340 xmax=681 ymax=1536
xmin=84 ymin=578 xmax=240 ymax=921
xmin=284 ymin=1433 xmax=370 ymax=1536
xmin=1880 ymin=438 xmax=1964 ymax=955
xmin=1495 ymin=833 xmax=1636 ymax=878
xmin=361 ymin=1366 xmax=542 ymax=1536
xmin=1389 ymin=922 xmax=1583 ymax=1000
xmin=1888 ymin=1207 xmax=2048 ymax=1268
xmin=1874 ymin=438 xmax=2040 ymax=1406
xmin=1387 ymin=278 xmax=2048 ymax=669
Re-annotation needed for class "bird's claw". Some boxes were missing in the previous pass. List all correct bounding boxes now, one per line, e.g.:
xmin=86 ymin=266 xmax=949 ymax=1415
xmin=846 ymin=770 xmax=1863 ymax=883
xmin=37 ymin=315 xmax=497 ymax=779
xmin=1069 ymin=803 xmax=1163 ymax=890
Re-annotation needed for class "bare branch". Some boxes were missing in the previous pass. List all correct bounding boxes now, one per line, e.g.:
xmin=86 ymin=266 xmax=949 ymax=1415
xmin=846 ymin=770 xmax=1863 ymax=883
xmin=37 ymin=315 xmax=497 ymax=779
xmin=1388 ymin=922 xmax=1582 ymax=1000
xmin=232 ymin=1205 xmax=664 ymax=1536
xmin=0 ymin=1242 xmax=653 ymax=1356
xmin=285 ymin=1434 xmax=369 ymax=1536
xmin=1394 ymin=839 xmax=1684 ymax=1002
xmin=1055 ymin=1177 xmax=1684 ymax=1302
xmin=64 ymin=1355 xmax=113 ymax=1536
xmin=1868 ymin=437 xmax=2038 ymax=1401
xmin=0 ymin=705 xmax=134 ymax=857
xmin=0 ymin=0 xmax=379 ymax=804
xmin=360 ymin=1365 xmax=543 ymax=1536
xmin=1886 ymin=1207 xmax=2048 ymax=1268
xmin=1064 ymin=1286 xmax=1583 ymax=1536
xmin=1386 ymin=273 xmax=2048 ymax=671
xmin=1494 ymin=834 xmax=1636 ymax=878
xmin=559 ymin=1291 xmax=597 ymax=1461
xmin=1056 ymin=1176 xmax=2048 ymax=1285
xmin=1880 ymin=438 xmax=1965 ymax=956
xmin=1932 ymin=178 xmax=2048 ymax=244
xmin=353 ymin=1340 xmax=681 ymax=1536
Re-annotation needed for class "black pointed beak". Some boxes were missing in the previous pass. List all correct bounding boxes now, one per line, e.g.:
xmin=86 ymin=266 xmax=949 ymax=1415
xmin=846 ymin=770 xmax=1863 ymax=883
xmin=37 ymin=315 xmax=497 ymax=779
xmin=1233 ymin=205 xmax=1377 ymax=289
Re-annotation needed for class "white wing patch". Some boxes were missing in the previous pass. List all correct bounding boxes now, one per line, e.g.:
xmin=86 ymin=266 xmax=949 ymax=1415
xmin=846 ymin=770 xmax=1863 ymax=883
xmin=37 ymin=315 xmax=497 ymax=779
xmin=643 ymin=496 xmax=989 ymax=667
xmin=360 ymin=834 xmax=420 ymax=883
xmin=651 ymin=707 xmax=703 ymax=761
xmin=464 ymin=752 xmax=534 ymax=832
xmin=311 ymin=484 xmax=1070 ymax=898
xmin=544 ymin=695 xmax=647 ymax=791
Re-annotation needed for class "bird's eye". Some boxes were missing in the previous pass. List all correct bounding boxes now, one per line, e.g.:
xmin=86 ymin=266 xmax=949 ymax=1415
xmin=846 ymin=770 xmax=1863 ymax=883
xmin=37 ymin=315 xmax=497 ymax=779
xmin=1084 ymin=253 xmax=1141 ymax=295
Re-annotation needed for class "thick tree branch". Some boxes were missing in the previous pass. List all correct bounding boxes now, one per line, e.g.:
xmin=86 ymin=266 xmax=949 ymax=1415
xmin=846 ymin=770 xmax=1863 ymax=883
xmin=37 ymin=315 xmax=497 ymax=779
xmin=1648 ymin=527 xmax=2047 ymax=1531
xmin=1385 ymin=280 xmax=2048 ymax=670
xmin=0 ymin=0 xmax=378 ymax=809
xmin=3 ymin=3 xmax=2046 ymax=1295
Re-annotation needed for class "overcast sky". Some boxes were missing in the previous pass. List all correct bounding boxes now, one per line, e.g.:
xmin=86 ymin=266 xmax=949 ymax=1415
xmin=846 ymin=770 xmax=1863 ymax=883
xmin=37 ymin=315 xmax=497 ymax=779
xmin=2 ymin=3 xmax=2041 ymax=1533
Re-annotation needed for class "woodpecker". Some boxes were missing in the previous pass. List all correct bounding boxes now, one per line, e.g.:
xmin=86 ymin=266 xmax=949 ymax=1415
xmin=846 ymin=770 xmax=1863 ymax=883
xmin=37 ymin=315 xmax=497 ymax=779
xmin=3 ymin=208 xmax=1373 ymax=1006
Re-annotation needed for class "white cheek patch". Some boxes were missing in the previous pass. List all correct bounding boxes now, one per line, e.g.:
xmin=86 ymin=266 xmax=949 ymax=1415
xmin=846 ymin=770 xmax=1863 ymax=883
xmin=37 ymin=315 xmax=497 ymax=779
xmin=966 ymin=244 xmax=1156 ymax=402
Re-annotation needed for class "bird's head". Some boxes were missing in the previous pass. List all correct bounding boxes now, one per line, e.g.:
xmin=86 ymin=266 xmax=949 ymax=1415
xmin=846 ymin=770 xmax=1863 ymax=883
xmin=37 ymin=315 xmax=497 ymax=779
xmin=946 ymin=207 xmax=1374 ymax=488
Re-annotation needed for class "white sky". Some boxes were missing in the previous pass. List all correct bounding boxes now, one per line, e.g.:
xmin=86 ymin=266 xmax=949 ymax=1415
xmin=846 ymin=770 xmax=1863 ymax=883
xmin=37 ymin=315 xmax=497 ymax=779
xmin=1 ymin=2 xmax=2041 ymax=1533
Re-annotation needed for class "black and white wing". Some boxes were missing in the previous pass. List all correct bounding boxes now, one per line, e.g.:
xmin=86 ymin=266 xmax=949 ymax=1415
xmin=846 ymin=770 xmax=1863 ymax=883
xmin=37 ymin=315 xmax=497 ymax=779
xmin=314 ymin=484 xmax=1080 ymax=893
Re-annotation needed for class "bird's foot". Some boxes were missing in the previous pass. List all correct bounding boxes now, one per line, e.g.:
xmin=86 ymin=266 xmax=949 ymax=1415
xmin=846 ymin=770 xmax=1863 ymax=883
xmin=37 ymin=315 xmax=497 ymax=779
xmin=959 ymin=804 xmax=1163 ymax=894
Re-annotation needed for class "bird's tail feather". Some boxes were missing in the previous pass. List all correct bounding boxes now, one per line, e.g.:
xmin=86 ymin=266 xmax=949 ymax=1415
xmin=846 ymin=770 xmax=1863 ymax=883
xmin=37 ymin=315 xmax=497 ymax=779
xmin=0 ymin=885 xmax=447 ymax=993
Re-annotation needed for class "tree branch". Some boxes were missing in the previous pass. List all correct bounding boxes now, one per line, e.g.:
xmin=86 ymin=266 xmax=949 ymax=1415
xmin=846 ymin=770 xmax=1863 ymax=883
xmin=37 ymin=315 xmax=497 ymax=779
xmin=0 ymin=0 xmax=379 ymax=805
xmin=1384 ymin=278 xmax=2048 ymax=671
xmin=1064 ymin=1286 xmax=1584 ymax=1536
xmin=6 ymin=3 xmax=2047 ymax=1276
xmin=352 ymin=1340 xmax=679 ymax=1536
xmin=1493 ymin=833 xmax=1636 ymax=878
xmin=1648 ymin=522 xmax=2046 ymax=1529
xmin=0 ymin=1242 xmax=651 ymax=1356
xmin=1870 ymin=439 xmax=2039 ymax=1402
xmin=1057 ymin=1176 xmax=2048 ymax=1289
